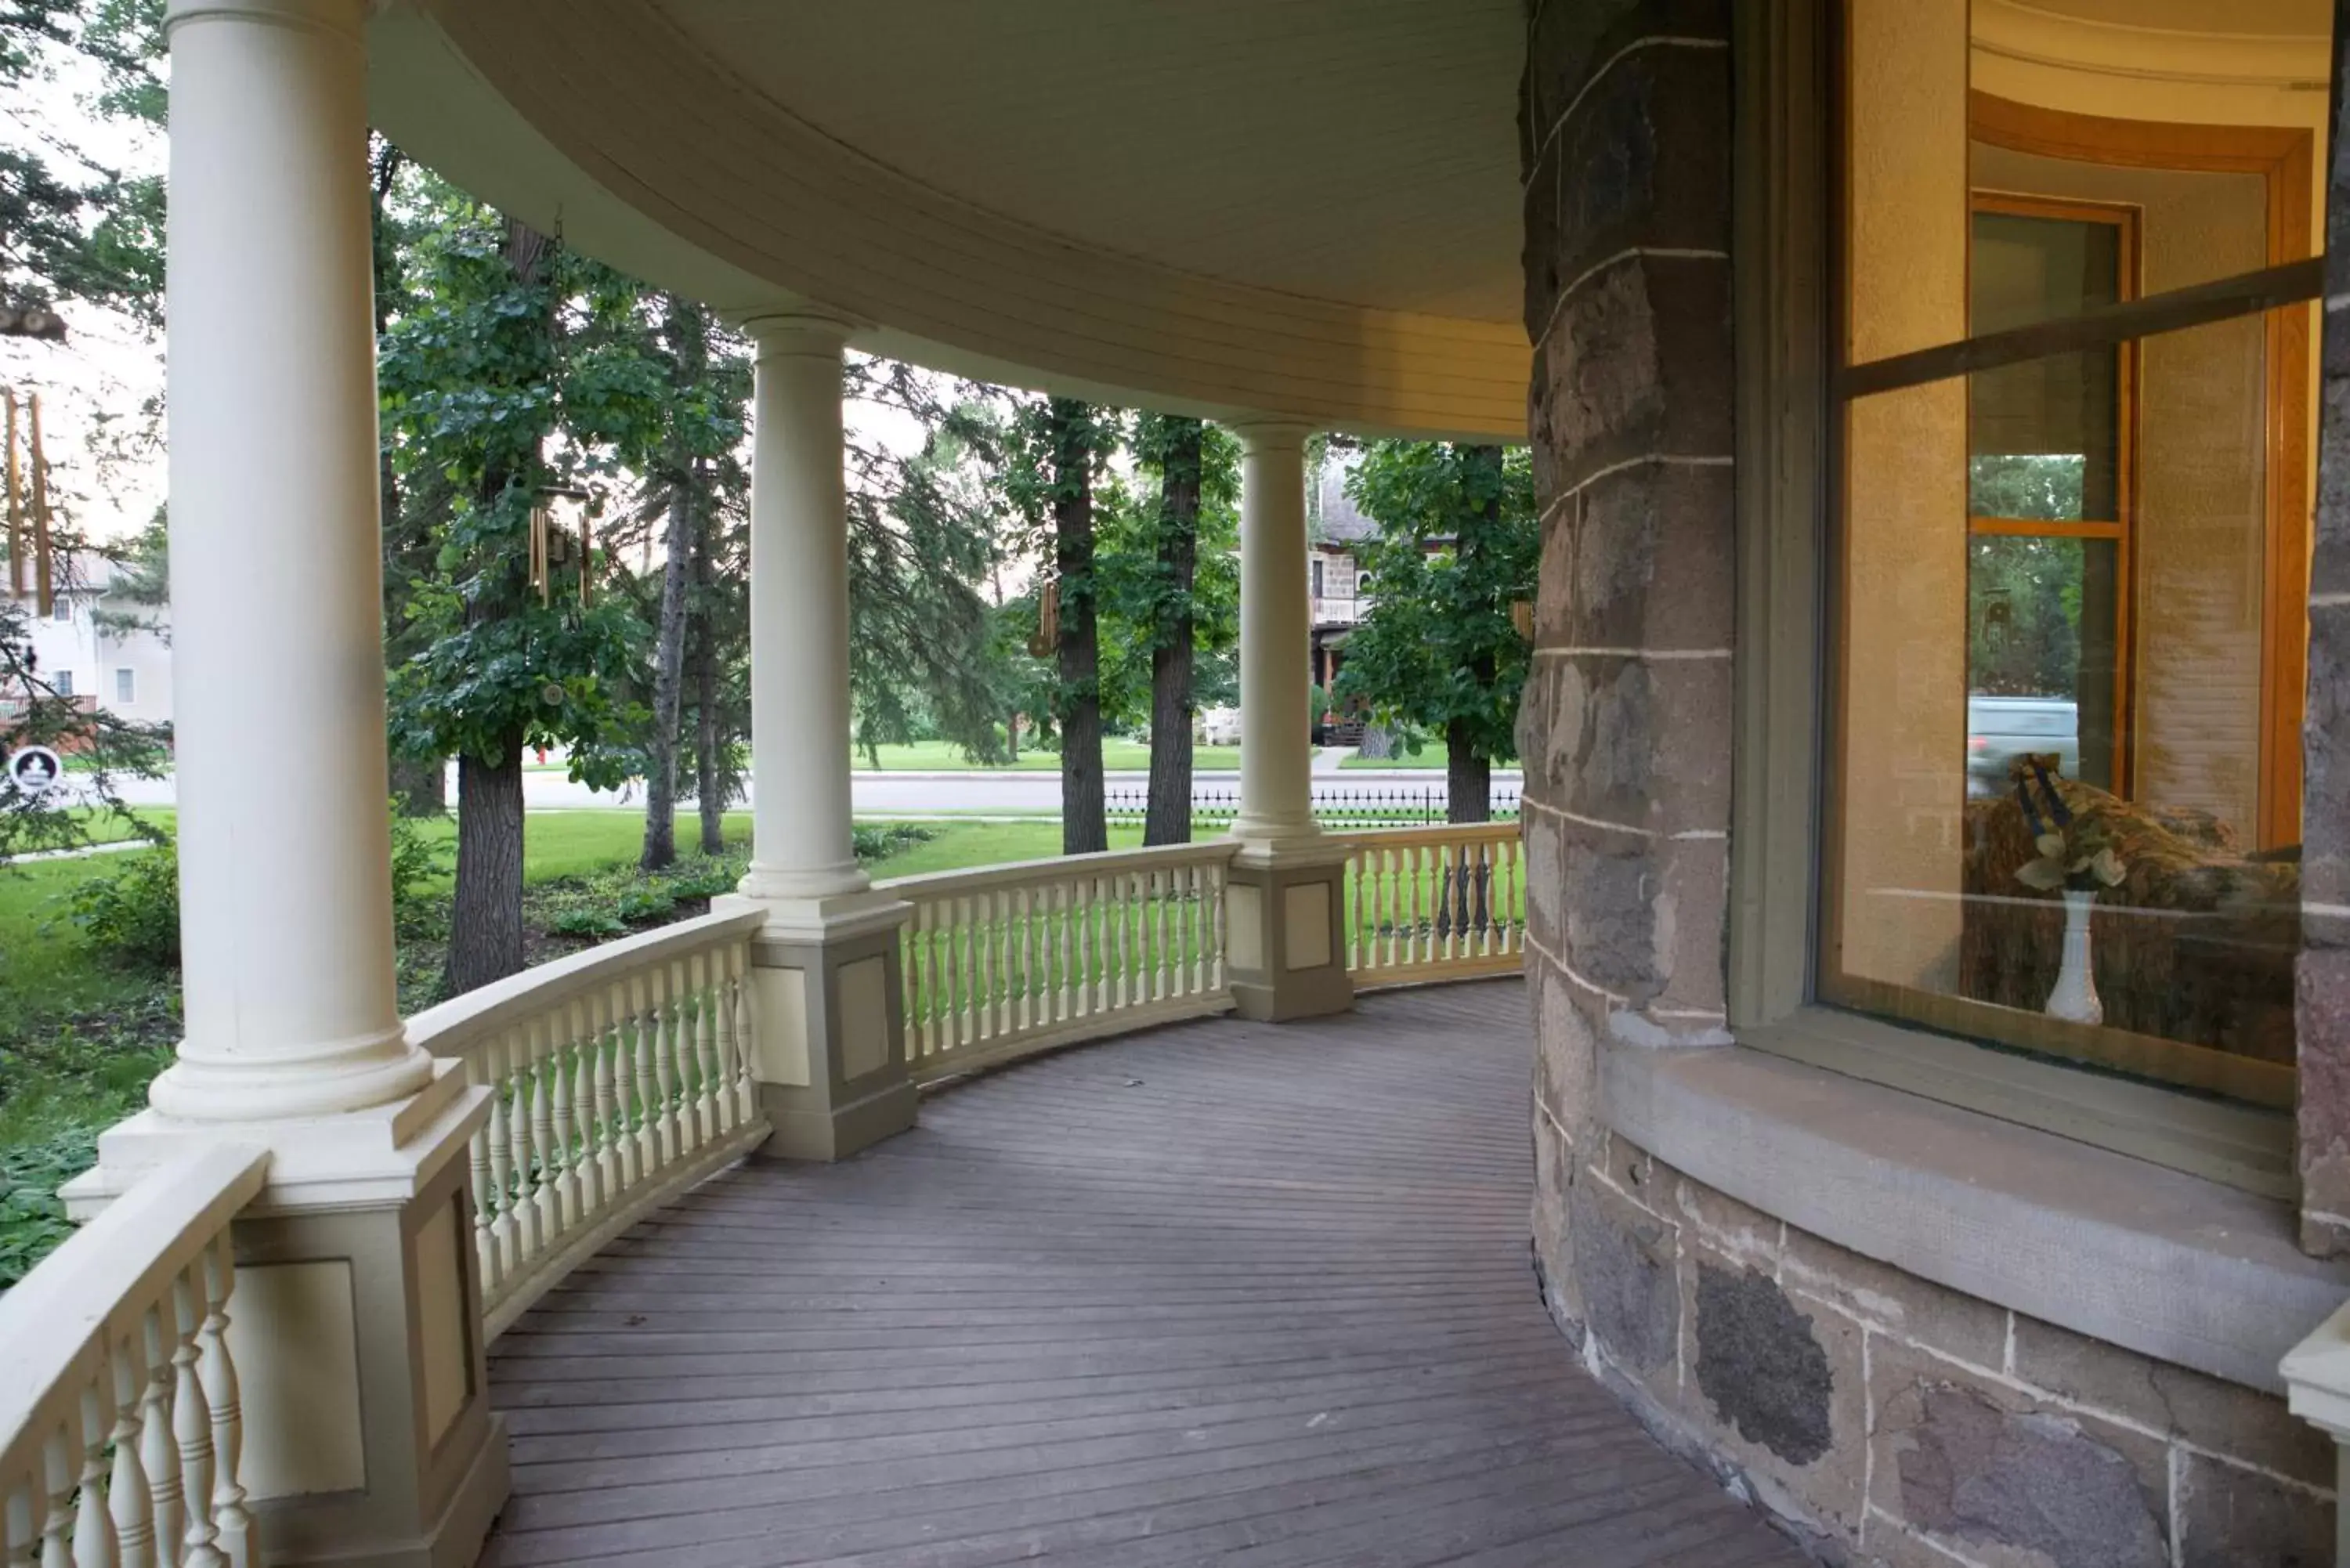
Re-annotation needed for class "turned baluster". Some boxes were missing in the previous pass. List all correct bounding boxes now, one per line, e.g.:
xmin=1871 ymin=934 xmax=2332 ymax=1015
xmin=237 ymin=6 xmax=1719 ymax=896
xmin=39 ymin=1418 xmax=74 ymax=1568
xmin=198 ymin=1239 xmax=253 ymax=1568
xmin=483 ymin=1033 xmax=521 ymax=1278
xmin=172 ymin=1269 xmax=224 ymax=1568
xmin=510 ymin=1025 xmax=546 ymax=1270
xmin=138 ymin=1304 xmax=183 ymax=1566
xmin=106 ymin=1331 xmax=154 ymax=1568
xmin=727 ymin=945 xmax=757 ymax=1121
xmin=567 ymin=997 xmax=602 ymax=1219
xmin=693 ymin=950 xmax=725 ymax=1140
xmin=591 ymin=985 xmax=627 ymax=1198
xmin=628 ymin=974 xmax=662 ymax=1176
xmin=1058 ymin=881 xmax=1079 ymax=1021
xmin=528 ymin=1016 xmax=562 ymax=1248
xmin=467 ymin=1114 xmax=499 ymax=1299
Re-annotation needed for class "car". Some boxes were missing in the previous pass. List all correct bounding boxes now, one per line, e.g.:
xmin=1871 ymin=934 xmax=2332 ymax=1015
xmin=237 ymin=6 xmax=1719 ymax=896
xmin=1967 ymin=693 xmax=2078 ymax=795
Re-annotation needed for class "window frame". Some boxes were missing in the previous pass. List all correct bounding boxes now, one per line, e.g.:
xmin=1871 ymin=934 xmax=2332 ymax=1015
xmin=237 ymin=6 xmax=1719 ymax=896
xmin=1725 ymin=0 xmax=2312 ymax=1192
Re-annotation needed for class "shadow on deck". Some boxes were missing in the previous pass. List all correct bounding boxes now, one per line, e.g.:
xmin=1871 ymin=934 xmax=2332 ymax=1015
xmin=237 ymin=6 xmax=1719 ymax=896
xmin=479 ymin=982 xmax=1806 ymax=1567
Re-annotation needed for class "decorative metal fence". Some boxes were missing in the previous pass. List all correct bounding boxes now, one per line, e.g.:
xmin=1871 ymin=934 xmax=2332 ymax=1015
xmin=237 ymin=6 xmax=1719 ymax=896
xmin=1107 ymin=784 xmax=1520 ymax=829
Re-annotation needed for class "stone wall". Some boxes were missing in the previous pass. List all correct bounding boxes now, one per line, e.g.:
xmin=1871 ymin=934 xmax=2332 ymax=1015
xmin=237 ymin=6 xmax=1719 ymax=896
xmin=1518 ymin=0 xmax=2342 ymax=1562
xmin=1530 ymin=1100 xmax=2336 ymax=1566
xmin=2300 ymin=0 xmax=2350 ymax=1259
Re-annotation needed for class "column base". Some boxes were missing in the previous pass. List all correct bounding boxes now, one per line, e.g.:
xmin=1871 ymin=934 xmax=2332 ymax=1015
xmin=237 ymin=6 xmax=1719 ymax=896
xmin=60 ymin=1064 xmax=509 ymax=1568
xmin=714 ymin=891 xmax=920 ymax=1162
xmin=1224 ymin=838 xmax=1356 ymax=1023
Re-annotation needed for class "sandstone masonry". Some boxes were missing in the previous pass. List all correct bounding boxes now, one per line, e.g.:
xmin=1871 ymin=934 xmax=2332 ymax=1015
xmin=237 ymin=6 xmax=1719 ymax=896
xmin=1518 ymin=0 xmax=2343 ymax=1561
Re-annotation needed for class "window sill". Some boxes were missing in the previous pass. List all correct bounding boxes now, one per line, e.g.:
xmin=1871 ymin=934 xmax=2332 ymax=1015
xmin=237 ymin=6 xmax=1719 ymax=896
xmin=1600 ymin=1029 xmax=2349 ymax=1393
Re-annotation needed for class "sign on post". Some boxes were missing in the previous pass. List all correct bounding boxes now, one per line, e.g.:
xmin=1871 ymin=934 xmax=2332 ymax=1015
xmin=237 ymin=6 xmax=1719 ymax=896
xmin=5 ymin=745 xmax=63 ymax=796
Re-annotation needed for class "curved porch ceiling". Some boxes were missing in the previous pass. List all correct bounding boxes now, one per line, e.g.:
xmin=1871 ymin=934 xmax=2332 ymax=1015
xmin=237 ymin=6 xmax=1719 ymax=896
xmin=367 ymin=0 xmax=1532 ymax=441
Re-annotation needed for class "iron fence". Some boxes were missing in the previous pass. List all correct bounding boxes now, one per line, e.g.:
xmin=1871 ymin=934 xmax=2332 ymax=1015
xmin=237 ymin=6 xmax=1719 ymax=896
xmin=1105 ymin=783 xmax=1520 ymax=829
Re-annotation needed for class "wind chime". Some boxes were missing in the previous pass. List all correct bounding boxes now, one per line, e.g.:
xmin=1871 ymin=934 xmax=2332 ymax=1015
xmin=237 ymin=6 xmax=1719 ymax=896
xmin=1028 ymin=576 xmax=1059 ymax=657
xmin=527 ymin=485 xmax=596 ymax=608
xmin=3 ymin=387 xmax=55 ymax=616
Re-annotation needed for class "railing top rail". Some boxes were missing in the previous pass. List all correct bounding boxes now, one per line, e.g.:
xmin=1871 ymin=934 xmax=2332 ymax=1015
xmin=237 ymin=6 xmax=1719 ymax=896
xmin=1329 ymin=821 xmax=1524 ymax=848
xmin=0 ymin=1145 xmax=267 ymax=1466
xmin=877 ymin=839 xmax=1240 ymax=900
xmin=405 ymin=905 xmax=766 ymax=1062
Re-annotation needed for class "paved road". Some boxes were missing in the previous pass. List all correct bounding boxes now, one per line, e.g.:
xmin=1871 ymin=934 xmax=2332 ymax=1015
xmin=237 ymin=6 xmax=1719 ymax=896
xmin=89 ymin=764 xmax=1524 ymax=819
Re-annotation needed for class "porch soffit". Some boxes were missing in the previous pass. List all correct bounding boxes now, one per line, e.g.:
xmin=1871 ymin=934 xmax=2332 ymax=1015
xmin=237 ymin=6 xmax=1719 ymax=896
xmin=367 ymin=0 xmax=1532 ymax=441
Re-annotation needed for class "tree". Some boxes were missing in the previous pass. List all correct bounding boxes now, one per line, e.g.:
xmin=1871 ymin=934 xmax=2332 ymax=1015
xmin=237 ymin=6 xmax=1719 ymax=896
xmin=623 ymin=296 xmax=747 ymax=870
xmin=1335 ymin=443 xmax=1535 ymax=824
xmin=1009 ymin=398 xmax=1119 ymax=854
xmin=1115 ymin=415 xmax=1239 ymax=844
xmin=1 ymin=0 xmax=165 ymax=326
xmin=380 ymin=191 xmax=650 ymax=994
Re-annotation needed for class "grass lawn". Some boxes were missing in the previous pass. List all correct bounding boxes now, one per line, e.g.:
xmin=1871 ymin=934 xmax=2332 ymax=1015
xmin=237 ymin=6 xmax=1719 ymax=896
xmin=855 ymin=739 xmax=1242 ymax=773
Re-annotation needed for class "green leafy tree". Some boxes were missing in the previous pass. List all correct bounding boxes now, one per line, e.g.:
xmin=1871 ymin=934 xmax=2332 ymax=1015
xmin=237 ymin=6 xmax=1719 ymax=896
xmin=1334 ymin=443 xmax=1535 ymax=823
xmin=379 ymin=191 xmax=650 ymax=994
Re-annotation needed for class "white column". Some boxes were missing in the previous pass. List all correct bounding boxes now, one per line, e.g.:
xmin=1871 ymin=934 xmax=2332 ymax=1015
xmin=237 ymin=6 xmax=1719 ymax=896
xmin=1231 ymin=421 xmax=1318 ymax=843
xmin=738 ymin=314 xmax=869 ymax=901
xmin=148 ymin=0 xmax=431 ymax=1121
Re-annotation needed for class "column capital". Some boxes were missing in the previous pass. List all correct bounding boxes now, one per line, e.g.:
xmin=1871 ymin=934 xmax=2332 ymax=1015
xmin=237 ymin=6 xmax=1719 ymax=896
xmin=736 ymin=307 xmax=865 ymax=355
xmin=1224 ymin=417 xmax=1318 ymax=452
xmin=165 ymin=0 xmax=363 ymax=41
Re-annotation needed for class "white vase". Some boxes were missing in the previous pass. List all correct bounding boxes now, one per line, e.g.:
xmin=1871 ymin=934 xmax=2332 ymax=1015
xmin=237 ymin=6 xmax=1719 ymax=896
xmin=2044 ymin=887 xmax=2102 ymax=1026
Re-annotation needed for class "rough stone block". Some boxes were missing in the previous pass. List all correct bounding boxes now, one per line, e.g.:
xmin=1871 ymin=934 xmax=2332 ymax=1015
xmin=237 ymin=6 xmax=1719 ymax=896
xmin=1549 ymin=461 xmax=1736 ymax=655
xmin=1524 ymin=0 xmax=1732 ymax=234
xmin=2175 ymin=1451 xmax=2334 ymax=1568
xmin=1541 ymin=256 xmax=1733 ymax=492
xmin=1677 ymin=1242 xmax=1868 ymax=1536
xmin=2010 ymin=1314 xmax=2333 ymax=1487
xmin=1521 ymin=136 xmax=1561 ymax=334
xmin=1535 ymin=651 xmax=1731 ymax=839
xmin=1872 ymin=1339 xmax=2170 ymax=1568
xmin=2305 ymin=605 xmax=2350 ymax=934
xmin=1666 ymin=1167 xmax=1780 ymax=1270
xmin=1560 ymin=822 xmax=1661 ymax=1000
xmin=1520 ymin=803 xmax=1566 ymax=956
xmin=1544 ymin=43 xmax=1733 ymax=305
xmin=1650 ymin=835 xmax=1729 ymax=1021
xmin=1533 ymin=955 xmax=1600 ymax=1124
xmin=2298 ymin=945 xmax=2350 ymax=1257
xmin=1779 ymin=1228 xmax=2010 ymax=1373
xmin=1569 ymin=1168 xmax=1680 ymax=1378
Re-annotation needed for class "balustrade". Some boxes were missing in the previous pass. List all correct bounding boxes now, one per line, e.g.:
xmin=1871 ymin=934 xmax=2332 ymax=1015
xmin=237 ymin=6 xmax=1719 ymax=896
xmin=1 ymin=1147 xmax=266 ymax=1568
xmin=883 ymin=843 xmax=1238 ymax=1082
xmin=404 ymin=908 xmax=769 ymax=1335
xmin=1337 ymin=822 xmax=1526 ymax=988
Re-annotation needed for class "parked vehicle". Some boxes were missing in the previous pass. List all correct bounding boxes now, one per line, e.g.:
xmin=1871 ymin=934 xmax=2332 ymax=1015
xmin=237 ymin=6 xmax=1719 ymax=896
xmin=1966 ymin=693 xmax=2077 ymax=794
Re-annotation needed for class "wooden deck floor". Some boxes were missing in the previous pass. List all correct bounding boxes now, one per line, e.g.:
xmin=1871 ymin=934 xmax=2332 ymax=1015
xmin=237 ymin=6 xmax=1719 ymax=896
xmin=480 ymin=982 xmax=1806 ymax=1568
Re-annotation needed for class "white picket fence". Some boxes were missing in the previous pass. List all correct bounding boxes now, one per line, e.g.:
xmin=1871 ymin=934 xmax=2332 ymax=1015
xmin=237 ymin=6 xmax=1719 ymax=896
xmin=0 ymin=1147 xmax=268 ymax=1568
xmin=883 ymin=842 xmax=1239 ymax=1083
xmin=404 ymin=908 xmax=771 ymax=1337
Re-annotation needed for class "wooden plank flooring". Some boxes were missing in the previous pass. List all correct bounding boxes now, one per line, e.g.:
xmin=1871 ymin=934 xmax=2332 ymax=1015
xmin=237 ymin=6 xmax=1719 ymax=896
xmin=480 ymin=982 xmax=1806 ymax=1567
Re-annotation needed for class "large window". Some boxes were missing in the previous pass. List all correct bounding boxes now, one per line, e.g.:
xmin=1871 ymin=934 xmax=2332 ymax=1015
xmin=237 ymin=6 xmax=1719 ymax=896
xmin=1829 ymin=0 xmax=2326 ymax=1110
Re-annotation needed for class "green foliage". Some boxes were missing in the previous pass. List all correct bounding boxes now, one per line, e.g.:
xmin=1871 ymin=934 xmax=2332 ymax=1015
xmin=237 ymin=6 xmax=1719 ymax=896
xmin=851 ymin=822 xmax=935 ymax=862
xmin=1968 ymin=454 xmax=2086 ymax=522
xmin=387 ymin=807 xmax=451 ymax=933
xmin=378 ymin=186 xmax=650 ymax=786
xmin=1968 ymin=534 xmax=2089 ymax=698
xmin=2 ymin=593 xmax=172 ymax=863
xmin=67 ymin=836 xmax=180 ymax=968
xmin=0 ymin=1131 xmax=92 ymax=1288
xmin=614 ymin=884 xmax=676 ymax=923
xmin=544 ymin=906 xmax=627 ymax=939
xmin=1093 ymin=416 xmax=1241 ymax=728
xmin=1332 ymin=443 xmax=1537 ymax=768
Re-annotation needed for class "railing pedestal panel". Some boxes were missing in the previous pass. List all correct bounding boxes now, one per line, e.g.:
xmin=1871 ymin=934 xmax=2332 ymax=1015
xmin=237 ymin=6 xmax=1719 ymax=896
xmin=711 ymin=891 xmax=919 ymax=1162
xmin=53 ymin=1073 xmax=509 ymax=1568
xmin=1224 ymin=839 xmax=1356 ymax=1023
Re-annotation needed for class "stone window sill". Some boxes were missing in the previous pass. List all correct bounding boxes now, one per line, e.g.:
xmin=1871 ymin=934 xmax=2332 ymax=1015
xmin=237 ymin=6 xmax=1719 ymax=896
xmin=1600 ymin=1027 xmax=2350 ymax=1393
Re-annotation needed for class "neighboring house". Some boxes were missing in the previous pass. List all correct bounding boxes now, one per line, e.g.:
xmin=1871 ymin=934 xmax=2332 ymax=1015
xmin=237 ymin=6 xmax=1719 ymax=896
xmin=1308 ymin=460 xmax=1376 ymax=700
xmin=10 ymin=562 xmax=175 ymax=728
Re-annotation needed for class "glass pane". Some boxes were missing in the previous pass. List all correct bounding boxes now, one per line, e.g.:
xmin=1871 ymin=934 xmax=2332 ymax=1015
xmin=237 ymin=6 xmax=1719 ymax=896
xmin=1966 ymin=535 xmax=2119 ymax=791
xmin=1969 ymin=211 xmax=2122 ymax=521
xmin=1833 ymin=320 xmax=2296 ymax=1105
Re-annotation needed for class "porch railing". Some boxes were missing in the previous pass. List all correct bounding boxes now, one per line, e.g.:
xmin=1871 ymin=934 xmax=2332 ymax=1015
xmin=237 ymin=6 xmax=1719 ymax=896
xmin=404 ymin=908 xmax=769 ymax=1337
xmin=883 ymin=841 xmax=1238 ymax=1084
xmin=1 ymin=1147 xmax=268 ymax=1568
xmin=1338 ymin=822 xmax=1526 ymax=989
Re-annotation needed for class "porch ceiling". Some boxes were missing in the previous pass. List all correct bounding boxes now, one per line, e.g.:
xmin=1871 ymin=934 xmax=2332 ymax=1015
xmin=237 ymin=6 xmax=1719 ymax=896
xmin=367 ymin=0 xmax=1533 ymax=441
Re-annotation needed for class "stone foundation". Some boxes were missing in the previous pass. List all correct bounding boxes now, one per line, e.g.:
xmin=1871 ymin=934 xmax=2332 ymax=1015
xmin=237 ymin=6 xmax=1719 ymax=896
xmin=1531 ymin=1086 xmax=2336 ymax=1566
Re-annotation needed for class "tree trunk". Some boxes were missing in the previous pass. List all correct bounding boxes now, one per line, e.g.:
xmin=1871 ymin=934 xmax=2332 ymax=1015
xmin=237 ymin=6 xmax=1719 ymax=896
xmin=640 ymin=483 xmax=694 ymax=870
xmin=1050 ymin=399 xmax=1107 ymax=855
xmin=446 ymin=730 xmax=526 ymax=995
xmin=1445 ymin=715 xmax=1491 ymax=824
xmin=1143 ymin=417 xmax=1202 ymax=846
xmin=691 ymin=500 xmax=726 ymax=855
